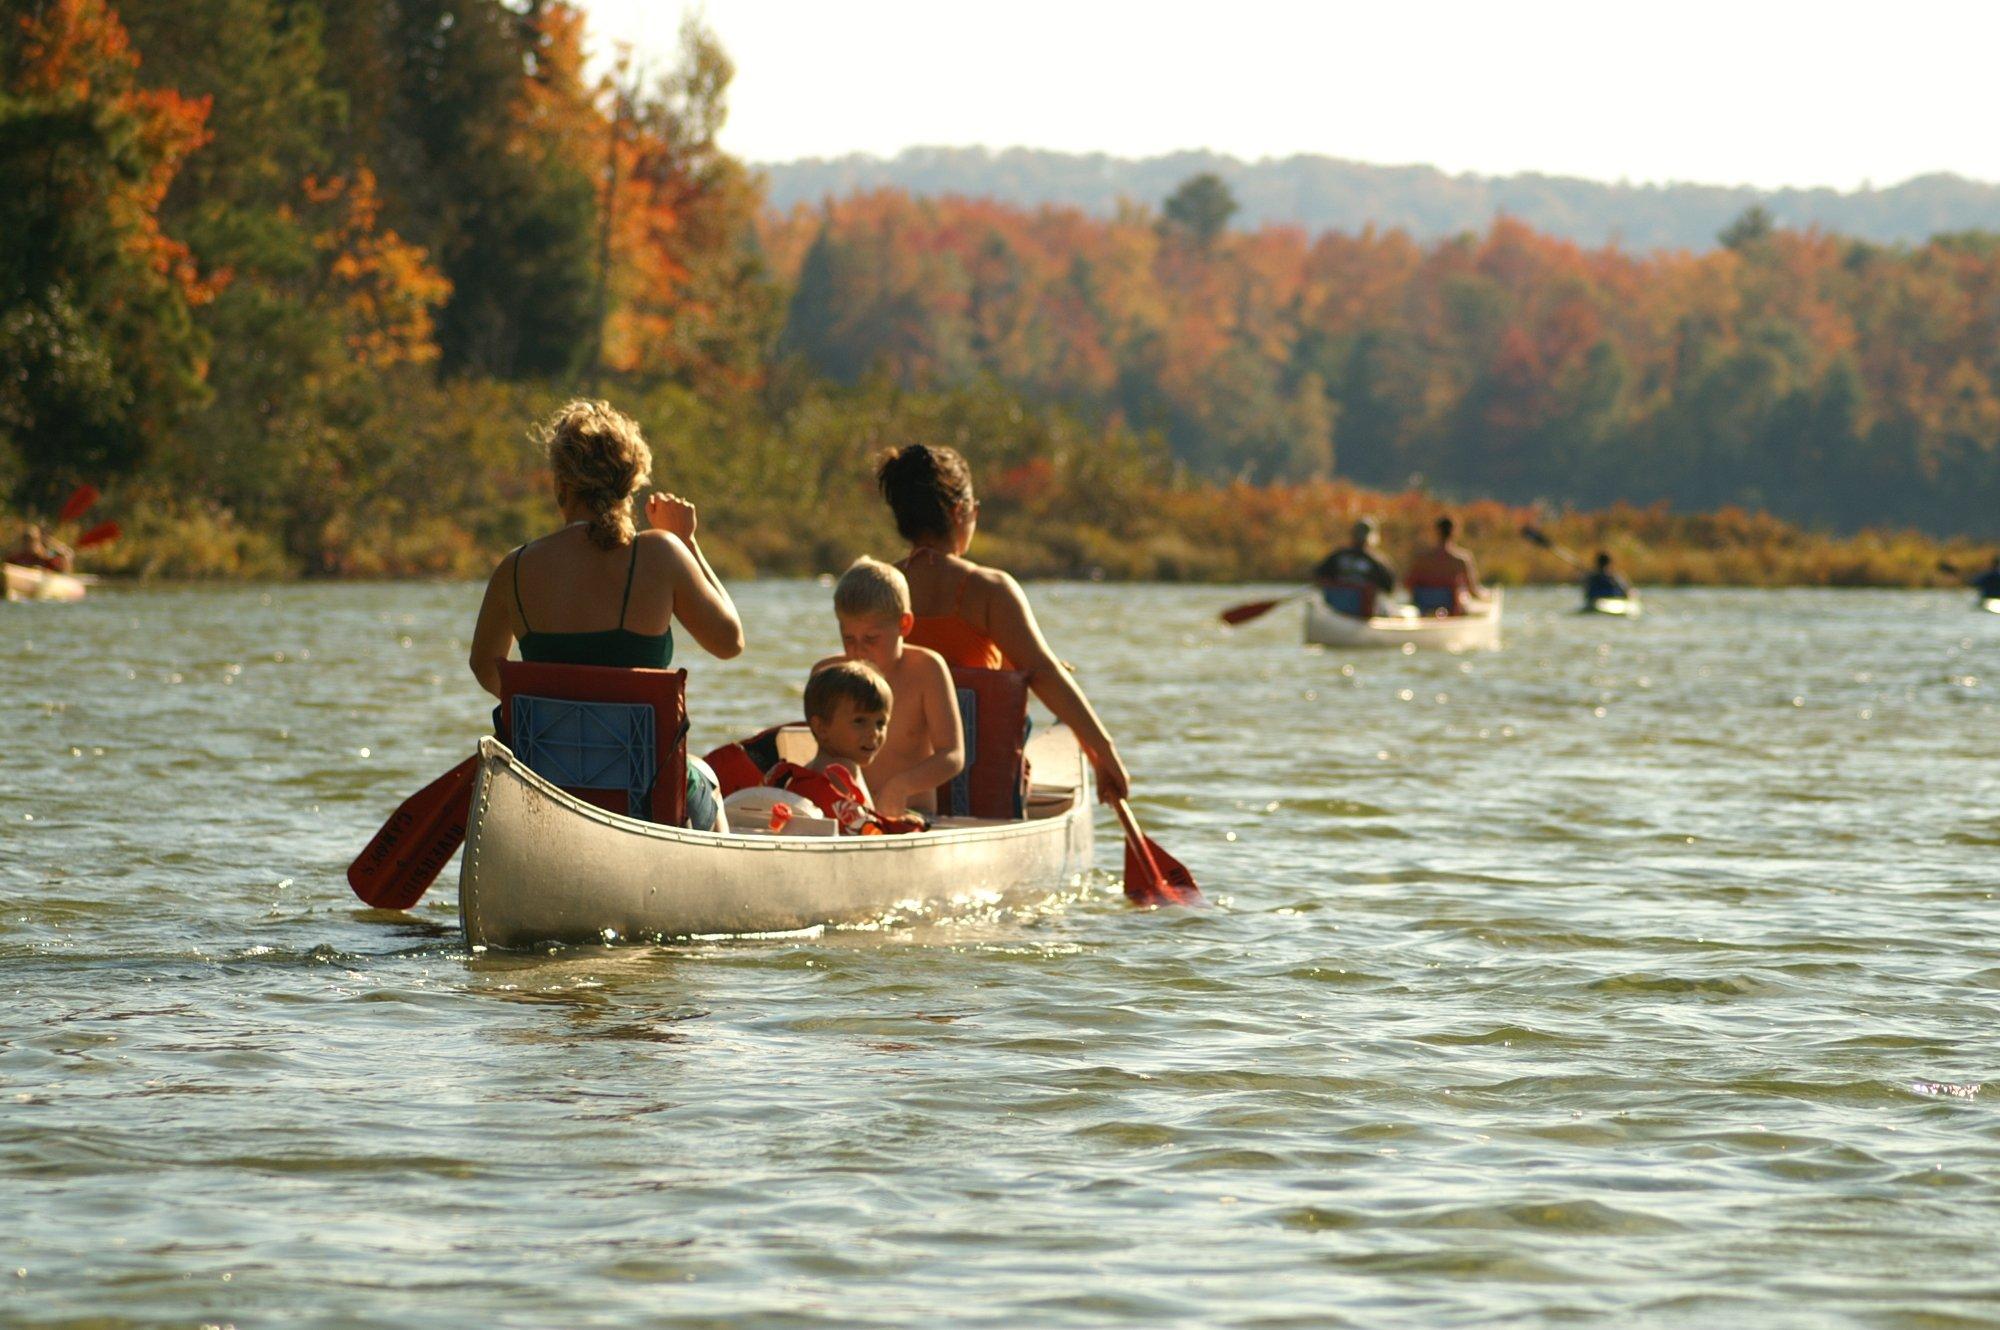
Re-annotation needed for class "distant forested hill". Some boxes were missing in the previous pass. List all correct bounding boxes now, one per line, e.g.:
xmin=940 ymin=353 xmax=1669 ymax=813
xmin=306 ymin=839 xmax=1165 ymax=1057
xmin=759 ymin=147 xmax=2000 ymax=250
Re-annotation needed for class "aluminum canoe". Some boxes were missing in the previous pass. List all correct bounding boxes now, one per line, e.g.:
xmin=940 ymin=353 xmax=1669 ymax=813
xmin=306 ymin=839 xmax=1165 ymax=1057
xmin=459 ymin=727 xmax=1095 ymax=950
xmin=1304 ymin=586 xmax=1503 ymax=651
xmin=1581 ymin=596 xmax=1641 ymax=617
xmin=4 ymin=563 xmax=87 ymax=603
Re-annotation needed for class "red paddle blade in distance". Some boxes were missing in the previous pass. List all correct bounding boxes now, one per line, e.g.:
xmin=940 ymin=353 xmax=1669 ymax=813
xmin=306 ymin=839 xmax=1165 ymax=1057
xmin=59 ymin=484 xmax=100 ymax=524
xmin=1220 ymin=598 xmax=1282 ymax=626
xmin=76 ymin=520 xmax=122 ymax=549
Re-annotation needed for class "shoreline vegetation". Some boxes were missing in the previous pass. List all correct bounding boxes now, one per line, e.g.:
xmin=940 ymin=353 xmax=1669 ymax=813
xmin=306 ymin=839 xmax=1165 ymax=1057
xmin=16 ymin=458 xmax=1981 ymax=589
xmin=6 ymin=3 xmax=1996 ymax=594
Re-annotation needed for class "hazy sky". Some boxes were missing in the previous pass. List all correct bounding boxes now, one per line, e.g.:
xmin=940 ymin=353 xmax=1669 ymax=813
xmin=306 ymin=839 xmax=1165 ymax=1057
xmin=578 ymin=0 xmax=2000 ymax=191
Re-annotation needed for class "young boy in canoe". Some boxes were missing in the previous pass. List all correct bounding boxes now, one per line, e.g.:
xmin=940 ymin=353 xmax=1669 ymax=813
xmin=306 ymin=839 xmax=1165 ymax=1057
xmin=812 ymin=558 xmax=965 ymax=819
xmin=766 ymin=660 xmax=925 ymax=835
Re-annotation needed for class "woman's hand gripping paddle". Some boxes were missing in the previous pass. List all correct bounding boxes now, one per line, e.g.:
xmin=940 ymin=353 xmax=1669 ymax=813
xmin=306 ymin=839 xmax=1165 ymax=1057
xmin=1219 ymin=591 xmax=1309 ymax=626
xmin=347 ymin=757 xmax=479 ymax=909
xmin=1114 ymin=800 xmax=1204 ymax=907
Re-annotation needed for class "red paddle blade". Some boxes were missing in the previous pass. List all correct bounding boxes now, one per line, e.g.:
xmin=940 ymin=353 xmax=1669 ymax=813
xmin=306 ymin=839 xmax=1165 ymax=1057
xmin=58 ymin=484 xmax=99 ymax=524
xmin=347 ymin=757 xmax=478 ymax=909
xmin=75 ymin=520 xmax=121 ymax=549
xmin=1220 ymin=597 xmax=1284 ymax=626
xmin=1123 ymin=834 xmax=1205 ymax=907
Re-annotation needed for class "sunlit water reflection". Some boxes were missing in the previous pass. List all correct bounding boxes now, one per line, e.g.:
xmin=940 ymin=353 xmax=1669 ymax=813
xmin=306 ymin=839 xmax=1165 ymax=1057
xmin=4 ymin=582 xmax=1997 ymax=1327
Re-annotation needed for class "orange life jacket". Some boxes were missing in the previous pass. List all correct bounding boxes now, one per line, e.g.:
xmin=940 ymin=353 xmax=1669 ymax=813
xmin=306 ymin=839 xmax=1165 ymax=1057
xmin=764 ymin=761 xmax=927 ymax=835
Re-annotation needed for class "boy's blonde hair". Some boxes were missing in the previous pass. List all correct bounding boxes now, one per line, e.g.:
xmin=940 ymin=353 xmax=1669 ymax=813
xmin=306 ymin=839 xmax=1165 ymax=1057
xmin=805 ymin=660 xmax=891 ymax=724
xmin=833 ymin=556 xmax=911 ymax=621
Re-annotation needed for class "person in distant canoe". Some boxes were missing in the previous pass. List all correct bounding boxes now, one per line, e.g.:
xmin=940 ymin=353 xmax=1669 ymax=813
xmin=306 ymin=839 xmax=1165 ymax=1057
xmin=877 ymin=443 xmax=1130 ymax=804
xmin=1583 ymin=551 xmax=1632 ymax=605
xmin=1312 ymin=517 xmax=1397 ymax=616
xmin=1971 ymin=555 xmax=2000 ymax=601
xmin=7 ymin=524 xmax=70 ymax=573
xmin=468 ymin=399 xmax=744 ymax=828
xmin=1405 ymin=515 xmax=1488 ymax=612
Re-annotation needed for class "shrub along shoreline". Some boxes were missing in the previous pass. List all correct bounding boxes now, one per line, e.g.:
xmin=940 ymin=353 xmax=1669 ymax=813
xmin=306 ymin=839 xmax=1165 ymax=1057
xmin=19 ymin=484 xmax=1982 ymax=590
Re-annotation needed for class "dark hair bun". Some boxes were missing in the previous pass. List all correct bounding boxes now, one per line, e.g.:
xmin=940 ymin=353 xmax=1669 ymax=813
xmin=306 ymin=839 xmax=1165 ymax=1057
xmin=876 ymin=444 xmax=974 ymax=542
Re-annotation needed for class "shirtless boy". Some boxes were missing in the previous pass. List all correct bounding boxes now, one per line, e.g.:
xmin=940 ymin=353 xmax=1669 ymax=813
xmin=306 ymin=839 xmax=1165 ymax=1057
xmin=814 ymin=557 xmax=965 ymax=817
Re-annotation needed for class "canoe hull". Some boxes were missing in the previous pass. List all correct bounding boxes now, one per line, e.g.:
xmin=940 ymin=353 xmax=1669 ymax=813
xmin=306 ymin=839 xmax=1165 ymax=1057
xmin=1581 ymin=597 xmax=1641 ymax=617
xmin=4 ymin=563 xmax=86 ymax=603
xmin=459 ymin=732 xmax=1095 ymax=949
xmin=1304 ymin=586 xmax=1503 ymax=651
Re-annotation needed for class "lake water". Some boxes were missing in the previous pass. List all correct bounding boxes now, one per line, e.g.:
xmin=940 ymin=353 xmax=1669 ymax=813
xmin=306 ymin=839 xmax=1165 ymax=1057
xmin=5 ymin=582 xmax=1998 ymax=1328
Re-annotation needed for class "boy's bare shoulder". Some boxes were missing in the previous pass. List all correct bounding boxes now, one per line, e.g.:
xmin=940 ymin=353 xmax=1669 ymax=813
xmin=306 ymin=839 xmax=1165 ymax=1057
xmin=809 ymin=654 xmax=844 ymax=674
xmin=903 ymin=643 xmax=952 ymax=674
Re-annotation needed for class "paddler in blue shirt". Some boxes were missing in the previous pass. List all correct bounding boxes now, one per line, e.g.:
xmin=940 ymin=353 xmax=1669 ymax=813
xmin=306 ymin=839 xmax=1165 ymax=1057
xmin=1312 ymin=517 xmax=1397 ymax=616
xmin=1583 ymin=552 xmax=1631 ymax=605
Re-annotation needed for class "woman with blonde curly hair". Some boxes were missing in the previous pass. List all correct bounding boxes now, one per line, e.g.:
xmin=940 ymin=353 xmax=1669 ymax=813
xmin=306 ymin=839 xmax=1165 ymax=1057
xmin=469 ymin=400 xmax=744 ymax=825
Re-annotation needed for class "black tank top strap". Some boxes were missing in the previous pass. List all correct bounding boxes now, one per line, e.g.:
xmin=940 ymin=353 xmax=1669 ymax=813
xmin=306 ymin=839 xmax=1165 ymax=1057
xmin=616 ymin=541 xmax=639 ymax=630
xmin=510 ymin=544 xmax=531 ymax=634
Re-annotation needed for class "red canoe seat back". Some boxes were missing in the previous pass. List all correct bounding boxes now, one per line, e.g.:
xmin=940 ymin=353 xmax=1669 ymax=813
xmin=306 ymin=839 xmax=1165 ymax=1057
xmin=940 ymin=666 xmax=1031 ymax=820
xmin=499 ymin=661 xmax=687 ymax=826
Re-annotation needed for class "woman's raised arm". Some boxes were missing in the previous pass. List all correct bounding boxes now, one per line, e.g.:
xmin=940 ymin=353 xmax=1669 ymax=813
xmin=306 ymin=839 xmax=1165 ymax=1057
xmin=647 ymin=494 xmax=742 ymax=660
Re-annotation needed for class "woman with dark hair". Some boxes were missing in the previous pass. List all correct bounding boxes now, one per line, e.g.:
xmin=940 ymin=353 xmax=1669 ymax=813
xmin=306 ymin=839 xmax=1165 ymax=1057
xmin=877 ymin=443 xmax=1130 ymax=803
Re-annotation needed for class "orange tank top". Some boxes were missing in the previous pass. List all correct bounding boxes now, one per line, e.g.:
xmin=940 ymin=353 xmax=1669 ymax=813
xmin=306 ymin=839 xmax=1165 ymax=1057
xmin=899 ymin=551 xmax=1013 ymax=671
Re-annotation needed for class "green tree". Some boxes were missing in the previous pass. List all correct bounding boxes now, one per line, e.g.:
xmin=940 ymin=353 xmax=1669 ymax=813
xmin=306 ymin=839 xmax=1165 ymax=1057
xmin=1161 ymin=172 xmax=1238 ymax=248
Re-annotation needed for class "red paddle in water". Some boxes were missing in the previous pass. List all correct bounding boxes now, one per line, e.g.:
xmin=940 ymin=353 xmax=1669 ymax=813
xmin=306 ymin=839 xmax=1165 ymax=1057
xmin=347 ymin=757 xmax=478 ymax=909
xmin=1113 ymin=800 xmax=1204 ymax=907
xmin=1219 ymin=590 xmax=1309 ymax=626
xmin=75 ymin=520 xmax=121 ymax=549
xmin=58 ymin=484 xmax=99 ymax=525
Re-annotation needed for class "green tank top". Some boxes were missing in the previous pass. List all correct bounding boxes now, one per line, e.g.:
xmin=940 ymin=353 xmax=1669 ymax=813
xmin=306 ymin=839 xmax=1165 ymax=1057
xmin=513 ymin=541 xmax=673 ymax=670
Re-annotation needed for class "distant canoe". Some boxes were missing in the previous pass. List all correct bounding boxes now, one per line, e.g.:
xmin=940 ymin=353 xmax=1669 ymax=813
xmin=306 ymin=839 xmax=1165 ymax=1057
xmin=3 ymin=562 xmax=86 ymax=603
xmin=1983 ymin=598 xmax=2000 ymax=615
xmin=1581 ymin=596 xmax=1641 ymax=618
xmin=1304 ymin=587 xmax=1503 ymax=651
xmin=459 ymin=726 xmax=1096 ymax=950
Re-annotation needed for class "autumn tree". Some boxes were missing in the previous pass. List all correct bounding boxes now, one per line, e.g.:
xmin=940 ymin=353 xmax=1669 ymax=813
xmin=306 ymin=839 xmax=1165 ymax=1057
xmin=0 ymin=0 xmax=214 ymax=501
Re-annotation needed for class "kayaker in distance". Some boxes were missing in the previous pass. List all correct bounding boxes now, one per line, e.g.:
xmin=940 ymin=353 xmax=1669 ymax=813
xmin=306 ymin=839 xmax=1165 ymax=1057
xmin=1405 ymin=515 xmax=1489 ymax=612
xmin=468 ymin=399 xmax=744 ymax=827
xmin=880 ymin=443 xmax=1132 ymax=804
xmin=1313 ymin=517 xmax=1397 ymax=617
xmin=1970 ymin=555 xmax=2000 ymax=601
xmin=813 ymin=557 xmax=965 ymax=818
xmin=6 ymin=524 xmax=71 ymax=573
xmin=1583 ymin=552 xmax=1632 ymax=605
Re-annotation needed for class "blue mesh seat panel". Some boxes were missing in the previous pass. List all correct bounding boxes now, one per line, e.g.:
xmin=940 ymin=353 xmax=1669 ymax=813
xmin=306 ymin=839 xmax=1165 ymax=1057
xmin=510 ymin=695 xmax=658 ymax=820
